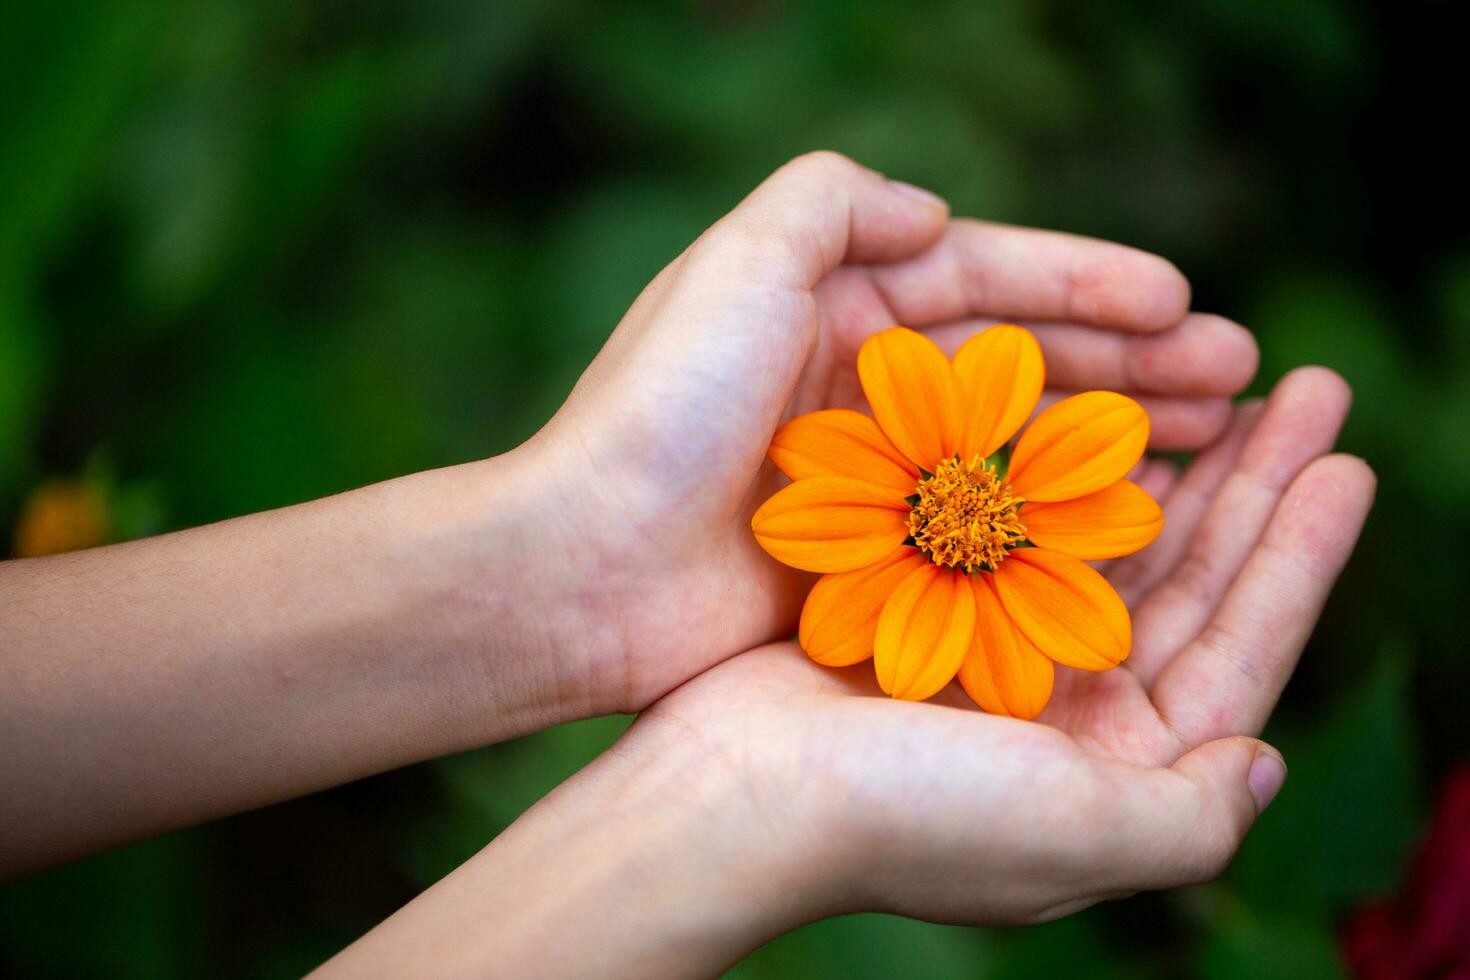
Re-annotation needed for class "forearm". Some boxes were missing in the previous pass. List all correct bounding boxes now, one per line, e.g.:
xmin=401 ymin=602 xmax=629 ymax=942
xmin=314 ymin=721 xmax=819 ymax=979
xmin=0 ymin=447 xmax=609 ymax=877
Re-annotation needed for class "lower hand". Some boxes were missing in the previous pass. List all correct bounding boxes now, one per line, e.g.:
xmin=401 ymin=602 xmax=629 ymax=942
xmin=324 ymin=373 xmax=1372 ymax=977
xmin=629 ymin=366 xmax=1371 ymax=928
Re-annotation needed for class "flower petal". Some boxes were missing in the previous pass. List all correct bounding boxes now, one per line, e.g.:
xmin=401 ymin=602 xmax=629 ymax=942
xmin=874 ymin=563 xmax=976 ymax=701
xmin=1021 ymin=479 xmax=1164 ymax=560
xmin=959 ymin=574 xmax=1056 ymax=719
xmin=857 ymin=326 xmax=963 ymax=470
xmin=799 ymin=547 xmax=928 ymax=666
xmin=952 ymin=325 xmax=1046 ymax=459
xmin=770 ymin=409 xmax=919 ymax=494
xmin=993 ymin=548 xmax=1131 ymax=671
xmin=1008 ymin=391 xmax=1149 ymax=502
xmin=751 ymin=477 xmax=909 ymax=573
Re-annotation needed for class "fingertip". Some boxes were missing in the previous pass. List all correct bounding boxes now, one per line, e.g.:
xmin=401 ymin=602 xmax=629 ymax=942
xmin=1247 ymin=745 xmax=1287 ymax=814
xmin=1067 ymin=247 xmax=1191 ymax=333
xmin=856 ymin=177 xmax=950 ymax=262
xmin=886 ymin=178 xmax=950 ymax=214
xmin=1120 ymin=251 xmax=1192 ymax=331
xmin=1149 ymin=256 xmax=1194 ymax=330
xmin=1302 ymin=452 xmax=1377 ymax=494
xmin=1107 ymin=313 xmax=1260 ymax=397
xmin=1237 ymin=368 xmax=1353 ymax=485
xmin=1195 ymin=314 xmax=1260 ymax=394
xmin=1347 ymin=454 xmax=1378 ymax=503
xmin=1276 ymin=365 xmax=1354 ymax=418
xmin=1281 ymin=454 xmax=1378 ymax=540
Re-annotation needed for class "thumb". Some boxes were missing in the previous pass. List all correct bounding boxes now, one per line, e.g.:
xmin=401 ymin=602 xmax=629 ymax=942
xmin=1163 ymin=736 xmax=1287 ymax=885
xmin=694 ymin=151 xmax=950 ymax=289
xmin=549 ymin=154 xmax=948 ymax=511
xmin=1104 ymin=736 xmax=1286 ymax=891
xmin=1172 ymin=735 xmax=1288 ymax=821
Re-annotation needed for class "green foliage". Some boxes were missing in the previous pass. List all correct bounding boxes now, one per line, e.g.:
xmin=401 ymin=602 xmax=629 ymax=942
xmin=735 ymin=915 xmax=994 ymax=979
xmin=1229 ymin=650 xmax=1423 ymax=916
xmin=1190 ymin=649 xmax=1425 ymax=978
xmin=1 ymin=0 xmax=1462 ymax=977
xmin=0 ymin=830 xmax=212 ymax=979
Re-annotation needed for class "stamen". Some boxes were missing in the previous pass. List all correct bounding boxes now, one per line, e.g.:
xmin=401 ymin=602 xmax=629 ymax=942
xmin=908 ymin=455 xmax=1027 ymax=572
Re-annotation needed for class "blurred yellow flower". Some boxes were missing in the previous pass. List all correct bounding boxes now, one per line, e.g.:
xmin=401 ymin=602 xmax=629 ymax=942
xmin=12 ymin=480 xmax=111 ymax=558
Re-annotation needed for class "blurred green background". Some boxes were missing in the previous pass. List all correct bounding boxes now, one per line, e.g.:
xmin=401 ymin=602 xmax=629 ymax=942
xmin=2 ymin=0 xmax=1465 ymax=976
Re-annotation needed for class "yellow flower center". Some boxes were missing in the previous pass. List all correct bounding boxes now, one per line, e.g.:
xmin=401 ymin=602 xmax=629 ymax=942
xmin=907 ymin=455 xmax=1027 ymax=573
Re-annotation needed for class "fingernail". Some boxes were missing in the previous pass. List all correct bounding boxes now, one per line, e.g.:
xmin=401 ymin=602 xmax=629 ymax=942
xmin=888 ymin=179 xmax=948 ymax=211
xmin=1247 ymin=750 xmax=1287 ymax=813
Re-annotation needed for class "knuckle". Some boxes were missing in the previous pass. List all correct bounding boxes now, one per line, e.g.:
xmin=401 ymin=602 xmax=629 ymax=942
xmin=783 ymin=149 xmax=859 ymax=180
xmin=1168 ymin=548 xmax=1219 ymax=605
xmin=1194 ymin=622 xmax=1268 ymax=690
xmin=690 ymin=213 xmax=807 ymax=279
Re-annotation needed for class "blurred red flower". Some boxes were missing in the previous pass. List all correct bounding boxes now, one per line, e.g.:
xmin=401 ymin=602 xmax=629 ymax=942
xmin=1343 ymin=767 xmax=1470 ymax=979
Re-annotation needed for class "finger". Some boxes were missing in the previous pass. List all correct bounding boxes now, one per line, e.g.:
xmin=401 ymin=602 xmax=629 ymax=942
xmin=1108 ymin=401 xmax=1265 ymax=605
xmin=1090 ymin=736 xmax=1283 ymax=892
xmin=1150 ymin=455 xmax=1375 ymax=744
xmin=1090 ymin=459 xmax=1179 ymax=578
xmin=697 ymin=151 xmax=950 ymax=289
xmin=1131 ymin=458 xmax=1180 ymax=502
xmin=1124 ymin=367 xmax=1353 ymax=685
xmin=923 ymin=314 xmax=1258 ymax=397
xmin=1035 ymin=390 xmax=1233 ymax=452
xmin=1030 ymin=314 xmax=1258 ymax=395
xmin=806 ymin=386 xmax=1231 ymax=453
xmin=868 ymin=218 xmax=1191 ymax=333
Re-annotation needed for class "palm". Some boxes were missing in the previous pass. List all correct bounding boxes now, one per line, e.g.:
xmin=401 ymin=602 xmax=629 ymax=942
xmin=640 ymin=641 xmax=1225 ymax=926
xmin=660 ymin=355 xmax=1359 ymax=775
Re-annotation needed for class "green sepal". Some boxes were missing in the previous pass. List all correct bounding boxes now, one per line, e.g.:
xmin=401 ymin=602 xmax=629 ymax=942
xmin=904 ymin=493 xmax=921 ymax=506
xmin=984 ymin=443 xmax=1012 ymax=479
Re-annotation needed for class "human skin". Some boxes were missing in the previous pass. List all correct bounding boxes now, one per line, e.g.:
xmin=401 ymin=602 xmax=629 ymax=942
xmin=0 ymin=153 xmax=1368 ymax=945
xmin=318 ymin=375 xmax=1372 ymax=978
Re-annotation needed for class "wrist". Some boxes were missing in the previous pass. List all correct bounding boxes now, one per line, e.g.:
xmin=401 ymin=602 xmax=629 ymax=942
xmin=319 ymin=716 xmax=832 ymax=977
xmin=369 ymin=445 xmax=626 ymax=746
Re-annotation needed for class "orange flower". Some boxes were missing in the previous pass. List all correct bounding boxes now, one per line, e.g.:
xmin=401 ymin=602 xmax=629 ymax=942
xmin=752 ymin=325 xmax=1162 ymax=718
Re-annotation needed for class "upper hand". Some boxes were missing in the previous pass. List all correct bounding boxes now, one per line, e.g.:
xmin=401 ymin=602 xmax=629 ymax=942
xmin=524 ymin=150 xmax=1259 ymax=713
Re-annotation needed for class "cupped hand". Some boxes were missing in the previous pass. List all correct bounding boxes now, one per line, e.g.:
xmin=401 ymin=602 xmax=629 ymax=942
xmin=525 ymin=151 xmax=1259 ymax=712
xmin=625 ymin=381 xmax=1373 ymax=924
xmin=317 ymin=161 xmax=1370 ymax=972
